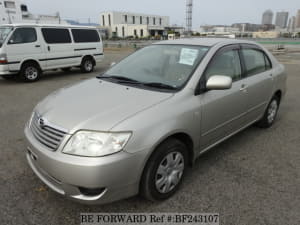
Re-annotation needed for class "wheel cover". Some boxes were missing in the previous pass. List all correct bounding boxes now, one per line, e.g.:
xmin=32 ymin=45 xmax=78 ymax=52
xmin=155 ymin=151 xmax=184 ymax=194
xmin=267 ymin=100 xmax=278 ymax=124
xmin=85 ymin=60 xmax=93 ymax=71
xmin=25 ymin=67 xmax=38 ymax=80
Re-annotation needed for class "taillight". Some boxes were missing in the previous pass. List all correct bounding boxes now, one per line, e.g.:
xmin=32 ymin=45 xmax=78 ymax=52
xmin=0 ymin=53 xmax=7 ymax=64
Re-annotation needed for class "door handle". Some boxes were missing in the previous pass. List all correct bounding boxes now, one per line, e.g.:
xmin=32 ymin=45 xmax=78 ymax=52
xmin=240 ymin=84 xmax=247 ymax=92
xmin=35 ymin=45 xmax=41 ymax=48
xmin=47 ymin=46 xmax=51 ymax=51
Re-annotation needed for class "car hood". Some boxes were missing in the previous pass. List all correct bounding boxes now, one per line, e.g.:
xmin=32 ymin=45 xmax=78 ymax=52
xmin=35 ymin=79 xmax=173 ymax=133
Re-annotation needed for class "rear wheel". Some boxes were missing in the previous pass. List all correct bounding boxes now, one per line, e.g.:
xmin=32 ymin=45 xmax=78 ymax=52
xmin=257 ymin=96 xmax=280 ymax=128
xmin=19 ymin=62 xmax=41 ymax=82
xmin=140 ymin=138 xmax=188 ymax=201
xmin=81 ymin=57 xmax=94 ymax=73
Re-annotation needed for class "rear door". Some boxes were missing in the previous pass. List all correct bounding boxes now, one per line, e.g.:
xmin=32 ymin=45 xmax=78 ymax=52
xmin=6 ymin=27 xmax=46 ymax=71
xmin=41 ymin=28 xmax=78 ymax=69
xmin=239 ymin=45 xmax=274 ymax=122
xmin=199 ymin=45 xmax=249 ymax=149
xmin=71 ymin=28 xmax=103 ymax=64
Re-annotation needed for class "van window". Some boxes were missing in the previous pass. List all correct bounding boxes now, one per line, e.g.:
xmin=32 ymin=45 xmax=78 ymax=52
xmin=41 ymin=28 xmax=71 ymax=44
xmin=241 ymin=49 xmax=271 ymax=76
xmin=71 ymin=29 xmax=100 ymax=43
xmin=8 ymin=28 xmax=37 ymax=44
xmin=4 ymin=1 xmax=15 ymax=8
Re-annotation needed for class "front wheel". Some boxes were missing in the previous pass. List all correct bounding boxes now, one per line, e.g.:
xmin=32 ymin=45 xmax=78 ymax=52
xmin=81 ymin=57 xmax=94 ymax=73
xmin=19 ymin=63 xmax=41 ymax=82
xmin=257 ymin=96 xmax=280 ymax=128
xmin=140 ymin=138 xmax=188 ymax=201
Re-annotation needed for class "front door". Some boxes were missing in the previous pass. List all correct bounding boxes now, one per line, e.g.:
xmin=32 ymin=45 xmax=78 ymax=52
xmin=6 ymin=27 xmax=46 ymax=71
xmin=199 ymin=45 xmax=249 ymax=150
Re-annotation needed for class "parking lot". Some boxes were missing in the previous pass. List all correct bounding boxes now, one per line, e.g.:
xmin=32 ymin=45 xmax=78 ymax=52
xmin=0 ymin=48 xmax=299 ymax=225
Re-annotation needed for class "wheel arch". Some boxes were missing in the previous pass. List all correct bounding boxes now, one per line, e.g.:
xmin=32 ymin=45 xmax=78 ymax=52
xmin=20 ymin=59 xmax=42 ymax=71
xmin=274 ymin=90 xmax=282 ymax=104
xmin=138 ymin=131 xmax=195 ymax=194
xmin=81 ymin=55 xmax=96 ymax=66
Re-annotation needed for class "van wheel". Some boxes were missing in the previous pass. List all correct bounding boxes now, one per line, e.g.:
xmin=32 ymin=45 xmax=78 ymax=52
xmin=19 ymin=63 xmax=41 ymax=82
xmin=81 ymin=57 xmax=94 ymax=73
xmin=140 ymin=138 xmax=188 ymax=201
xmin=257 ymin=96 xmax=280 ymax=128
xmin=61 ymin=67 xmax=72 ymax=72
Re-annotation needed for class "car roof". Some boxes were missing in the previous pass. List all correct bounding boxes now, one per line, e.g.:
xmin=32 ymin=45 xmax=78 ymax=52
xmin=155 ymin=38 xmax=258 ymax=47
xmin=0 ymin=24 xmax=97 ymax=29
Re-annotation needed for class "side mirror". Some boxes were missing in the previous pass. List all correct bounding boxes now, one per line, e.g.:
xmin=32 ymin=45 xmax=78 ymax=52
xmin=206 ymin=75 xmax=232 ymax=90
xmin=110 ymin=62 xmax=116 ymax=67
xmin=8 ymin=39 xmax=14 ymax=44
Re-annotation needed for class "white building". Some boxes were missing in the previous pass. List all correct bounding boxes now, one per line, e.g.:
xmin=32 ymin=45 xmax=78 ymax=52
xmin=0 ymin=0 xmax=68 ymax=24
xmin=100 ymin=11 xmax=169 ymax=38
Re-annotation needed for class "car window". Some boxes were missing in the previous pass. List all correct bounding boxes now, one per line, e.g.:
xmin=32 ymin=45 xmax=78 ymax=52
xmin=71 ymin=29 xmax=100 ymax=43
xmin=242 ymin=49 xmax=270 ymax=76
xmin=105 ymin=45 xmax=209 ymax=89
xmin=205 ymin=49 xmax=241 ymax=81
xmin=41 ymin=28 xmax=71 ymax=44
xmin=9 ymin=28 xmax=37 ymax=44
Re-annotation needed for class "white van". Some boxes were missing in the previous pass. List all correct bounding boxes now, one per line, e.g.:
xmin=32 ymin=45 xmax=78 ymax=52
xmin=0 ymin=24 xmax=103 ymax=82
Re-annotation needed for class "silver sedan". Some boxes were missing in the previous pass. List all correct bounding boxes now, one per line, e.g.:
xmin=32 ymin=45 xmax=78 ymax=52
xmin=24 ymin=38 xmax=287 ymax=204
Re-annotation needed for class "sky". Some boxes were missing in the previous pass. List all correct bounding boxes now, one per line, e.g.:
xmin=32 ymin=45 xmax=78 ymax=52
xmin=25 ymin=0 xmax=300 ymax=27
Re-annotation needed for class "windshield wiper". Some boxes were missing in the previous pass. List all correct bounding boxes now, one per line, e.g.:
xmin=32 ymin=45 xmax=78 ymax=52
xmin=97 ymin=75 xmax=141 ymax=84
xmin=97 ymin=75 xmax=177 ymax=90
xmin=142 ymin=82 xmax=178 ymax=90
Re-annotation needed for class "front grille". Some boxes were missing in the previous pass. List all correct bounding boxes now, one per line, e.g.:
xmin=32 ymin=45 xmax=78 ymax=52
xmin=30 ymin=113 xmax=67 ymax=151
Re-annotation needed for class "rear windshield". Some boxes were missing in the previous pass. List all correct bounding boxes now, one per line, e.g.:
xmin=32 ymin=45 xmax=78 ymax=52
xmin=71 ymin=29 xmax=100 ymax=43
xmin=0 ymin=27 xmax=13 ymax=47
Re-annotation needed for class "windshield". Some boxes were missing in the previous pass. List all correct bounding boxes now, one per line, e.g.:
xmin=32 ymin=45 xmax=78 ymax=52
xmin=0 ymin=27 xmax=13 ymax=47
xmin=103 ymin=44 xmax=209 ymax=90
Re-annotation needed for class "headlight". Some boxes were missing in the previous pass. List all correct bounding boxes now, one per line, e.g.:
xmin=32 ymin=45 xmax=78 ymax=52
xmin=63 ymin=131 xmax=132 ymax=157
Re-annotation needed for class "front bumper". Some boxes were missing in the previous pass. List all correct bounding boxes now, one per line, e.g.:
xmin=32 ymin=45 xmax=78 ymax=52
xmin=24 ymin=125 xmax=149 ymax=204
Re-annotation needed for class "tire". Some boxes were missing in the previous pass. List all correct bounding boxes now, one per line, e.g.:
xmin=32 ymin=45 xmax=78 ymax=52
xmin=256 ymin=96 xmax=280 ymax=128
xmin=19 ymin=62 xmax=41 ymax=82
xmin=61 ymin=67 xmax=72 ymax=72
xmin=81 ymin=57 xmax=94 ymax=73
xmin=140 ymin=138 xmax=188 ymax=201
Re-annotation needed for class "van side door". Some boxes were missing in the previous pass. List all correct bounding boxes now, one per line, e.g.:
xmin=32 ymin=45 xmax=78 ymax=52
xmin=6 ymin=27 xmax=46 ymax=72
xmin=199 ymin=45 xmax=249 ymax=150
xmin=41 ymin=28 xmax=77 ymax=69
xmin=71 ymin=28 xmax=103 ymax=65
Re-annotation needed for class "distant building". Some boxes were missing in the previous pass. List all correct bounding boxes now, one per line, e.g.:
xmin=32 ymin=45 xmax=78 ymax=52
xmin=253 ymin=31 xmax=280 ymax=38
xmin=165 ymin=26 xmax=185 ymax=36
xmin=100 ymin=11 xmax=169 ymax=38
xmin=262 ymin=10 xmax=274 ymax=25
xmin=0 ymin=0 xmax=68 ymax=24
xmin=232 ymin=23 xmax=264 ymax=32
xmin=288 ymin=16 xmax=296 ymax=32
xmin=296 ymin=10 xmax=300 ymax=28
xmin=275 ymin=11 xmax=289 ymax=28
xmin=199 ymin=25 xmax=239 ymax=33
